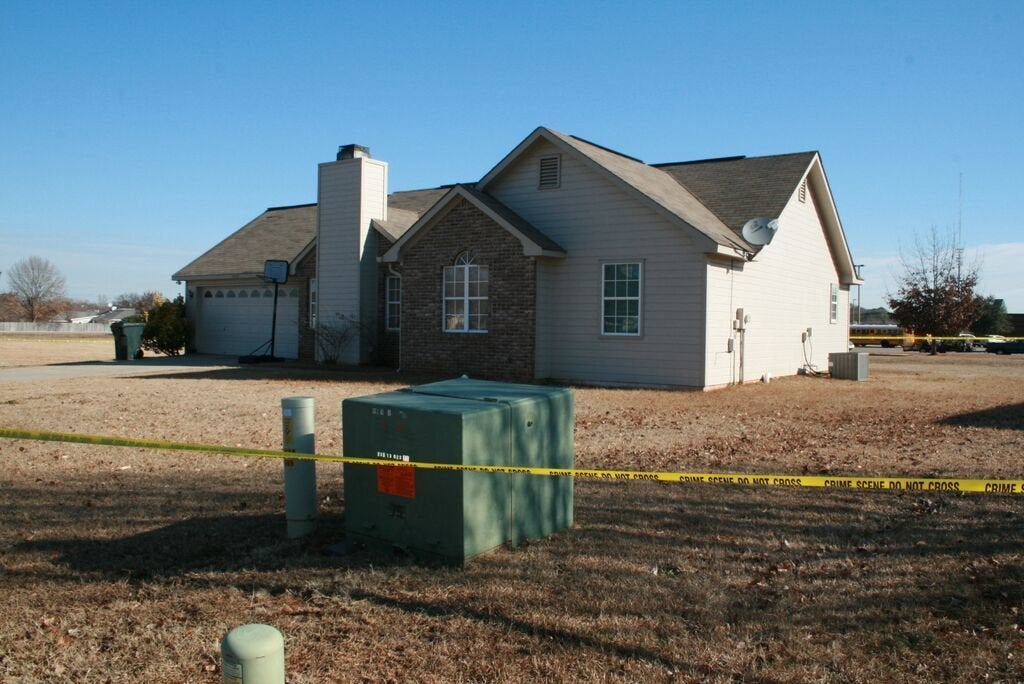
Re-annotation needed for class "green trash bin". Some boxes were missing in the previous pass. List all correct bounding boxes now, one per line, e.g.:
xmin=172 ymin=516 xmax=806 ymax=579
xmin=110 ymin=321 xmax=145 ymax=361
xmin=110 ymin=321 xmax=126 ymax=360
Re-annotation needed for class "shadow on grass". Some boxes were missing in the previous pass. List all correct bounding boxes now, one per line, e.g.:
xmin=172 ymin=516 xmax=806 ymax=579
xmin=348 ymin=588 xmax=709 ymax=678
xmin=123 ymin=365 xmax=444 ymax=384
xmin=938 ymin=402 xmax=1024 ymax=431
xmin=7 ymin=477 xmax=1024 ymax=675
xmin=16 ymin=511 xmax=353 ymax=579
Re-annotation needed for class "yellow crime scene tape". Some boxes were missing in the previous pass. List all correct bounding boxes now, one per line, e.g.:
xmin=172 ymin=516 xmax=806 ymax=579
xmin=849 ymin=335 xmax=1024 ymax=341
xmin=1 ymin=427 xmax=1022 ymax=495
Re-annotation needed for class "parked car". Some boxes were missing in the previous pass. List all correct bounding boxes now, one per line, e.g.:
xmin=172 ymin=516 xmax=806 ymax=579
xmin=986 ymin=338 xmax=1024 ymax=355
xmin=957 ymin=332 xmax=977 ymax=352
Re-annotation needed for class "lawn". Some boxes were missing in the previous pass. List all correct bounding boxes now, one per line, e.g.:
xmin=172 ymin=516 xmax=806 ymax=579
xmin=1 ymin=338 xmax=1022 ymax=682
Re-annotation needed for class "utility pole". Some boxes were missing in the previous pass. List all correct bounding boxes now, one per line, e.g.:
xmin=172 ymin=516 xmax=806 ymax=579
xmin=854 ymin=264 xmax=865 ymax=323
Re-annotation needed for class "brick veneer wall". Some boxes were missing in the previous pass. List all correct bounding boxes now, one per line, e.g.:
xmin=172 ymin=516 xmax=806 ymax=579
xmin=295 ymin=248 xmax=316 ymax=362
xmin=400 ymin=197 xmax=536 ymax=380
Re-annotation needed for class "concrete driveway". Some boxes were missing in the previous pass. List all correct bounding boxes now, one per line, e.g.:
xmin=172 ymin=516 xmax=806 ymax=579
xmin=0 ymin=354 xmax=242 ymax=383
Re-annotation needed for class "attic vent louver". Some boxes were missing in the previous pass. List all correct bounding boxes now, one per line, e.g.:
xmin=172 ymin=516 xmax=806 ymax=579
xmin=539 ymin=155 xmax=561 ymax=189
xmin=798 ymin=178 xmax=807 ymax=203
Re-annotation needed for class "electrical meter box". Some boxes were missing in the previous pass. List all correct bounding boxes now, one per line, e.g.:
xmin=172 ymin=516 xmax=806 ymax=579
xmin=342 ymin=378 xmax=574 ymax=565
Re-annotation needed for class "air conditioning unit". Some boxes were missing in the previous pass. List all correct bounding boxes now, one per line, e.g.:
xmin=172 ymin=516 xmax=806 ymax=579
xmin=829 ymin=352 xmax=869 ymax=381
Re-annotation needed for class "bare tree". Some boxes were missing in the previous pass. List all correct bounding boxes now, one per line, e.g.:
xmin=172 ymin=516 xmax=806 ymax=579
xmin=0 ymin=292 xmax=26 ymax=321
xmin=6 ymin=256 xmax=67 ymax=322
xmin=886 ymin=228 xmax=983 ymax=337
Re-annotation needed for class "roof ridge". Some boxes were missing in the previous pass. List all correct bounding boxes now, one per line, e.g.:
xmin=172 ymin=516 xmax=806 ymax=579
xmin=655 ymin=148 xmax=815 ymax=165
xmin=568 ymin=134 xmax=644 ymax=164
xmin=651 ymin=155 xmax=746 ymax=167
xmin=266 ymin=202 xmax=316 ymax=212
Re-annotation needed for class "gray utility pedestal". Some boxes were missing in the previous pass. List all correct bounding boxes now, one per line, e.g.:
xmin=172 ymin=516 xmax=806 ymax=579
xmin=342 ymin=378 xmax=574 ymax=565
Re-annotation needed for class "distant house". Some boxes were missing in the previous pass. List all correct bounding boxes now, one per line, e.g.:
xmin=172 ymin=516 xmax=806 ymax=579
xmin=174 ymin=127 xmax=860 ymax=389
xmin=64 ymin=310 xmax=103 ymax=324
xmin=1008 ymin=313 xmax=1024 ymax=338
xmin=89 ymin=307 xmax=138 ymax=324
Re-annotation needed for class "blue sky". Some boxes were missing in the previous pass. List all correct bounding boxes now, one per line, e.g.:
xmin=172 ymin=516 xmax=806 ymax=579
xmin=2 ymin=1 xmax=1022 ymax=310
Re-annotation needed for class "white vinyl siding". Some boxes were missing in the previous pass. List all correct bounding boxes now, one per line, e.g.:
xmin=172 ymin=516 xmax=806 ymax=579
xmin=489 ymin=139 xmax=707 ymax=387
xmin=316 ymin=156 xmax=387 ymax=363
xmin=703 ymin=169 xmax=849 ymax=388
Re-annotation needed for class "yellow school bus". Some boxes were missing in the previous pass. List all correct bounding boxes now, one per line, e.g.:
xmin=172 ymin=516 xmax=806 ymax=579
xmin=850 ymin=324 xmax=915 ymax=348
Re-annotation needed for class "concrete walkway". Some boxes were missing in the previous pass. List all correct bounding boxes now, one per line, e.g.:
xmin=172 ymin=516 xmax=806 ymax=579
xmin=0 ymin=355 xmax=242 ymax=383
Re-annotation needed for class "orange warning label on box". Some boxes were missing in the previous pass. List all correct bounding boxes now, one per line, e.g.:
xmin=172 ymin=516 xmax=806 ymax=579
xmin=377 ymin=465 xmax=416 ymax=499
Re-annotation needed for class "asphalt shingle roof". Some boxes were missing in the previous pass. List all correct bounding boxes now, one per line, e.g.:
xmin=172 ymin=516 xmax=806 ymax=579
xmin=656 ymin=152 xmax=817 ymax=233
xmin=173 ymin=203 xmax=317 ymax=280
xmin=175 ymin=188 xmax=449 ymax=280
xmin=372 ymin=187 xmax=449 ymax=242
xmin=176 ymin=137 xmax=824 ymax=282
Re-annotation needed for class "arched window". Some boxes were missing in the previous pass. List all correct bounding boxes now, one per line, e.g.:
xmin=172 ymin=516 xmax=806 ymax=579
xmin=443 ymin=251 xmax=489 ymax=332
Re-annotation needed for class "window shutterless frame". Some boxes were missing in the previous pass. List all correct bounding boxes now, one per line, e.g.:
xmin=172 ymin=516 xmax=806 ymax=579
xmin=386 ymin=275 xmax=401 ymax=331
xmin=308 ymin=277 xmax=318 ymax=329
xmin=829 ymin=283 xmax=839 ymax=324
xmin=443 ymin=251 xmax=490 ymax=333
xmin=600 ymin=260 xmax=643 ymax=336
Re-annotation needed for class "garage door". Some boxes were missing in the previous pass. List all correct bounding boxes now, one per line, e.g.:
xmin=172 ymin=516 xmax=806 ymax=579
xmin=195 ymin=285 xmax=300 ymax=359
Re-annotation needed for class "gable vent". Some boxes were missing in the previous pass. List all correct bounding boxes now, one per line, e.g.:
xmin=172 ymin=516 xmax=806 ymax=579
xmin=539 ymin=155 xmax=561 ymax=189
xmin=798 ymin=178 xmax=807 ymax=203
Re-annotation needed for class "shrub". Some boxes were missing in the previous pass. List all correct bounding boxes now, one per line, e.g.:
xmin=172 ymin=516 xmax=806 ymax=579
xmin=142 ymin=296 xmax=192 ymax=356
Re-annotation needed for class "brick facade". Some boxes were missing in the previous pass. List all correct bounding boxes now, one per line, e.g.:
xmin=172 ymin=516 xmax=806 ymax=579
xmin=399 ymin=198 xmax=536 ymax=380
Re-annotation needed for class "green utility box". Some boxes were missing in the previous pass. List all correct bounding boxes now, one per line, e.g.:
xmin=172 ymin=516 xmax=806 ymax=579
xmin=342 ymin=378 xmax=574 ymax=565
xmin=110 ymin=321 xmax=145 ymax=361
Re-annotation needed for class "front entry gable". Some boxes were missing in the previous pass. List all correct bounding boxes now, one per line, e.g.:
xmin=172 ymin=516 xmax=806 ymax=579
xmin=381 ymin=184 xmax=564 ymax=264
xmin=397 ymin=195 xmax=538 ymax=380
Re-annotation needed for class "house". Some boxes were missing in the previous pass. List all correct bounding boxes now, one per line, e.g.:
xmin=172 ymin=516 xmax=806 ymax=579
xmin=89 ymin=307 xmax=139 ymax=324
xmin=174 ymin=127 xmax=860 ymax=389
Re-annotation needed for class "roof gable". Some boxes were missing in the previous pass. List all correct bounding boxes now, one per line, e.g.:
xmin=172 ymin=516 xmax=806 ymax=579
xmin=657 ymin=152 xmax=817 ymax=232
xmin=477 ymin=127 xmax=750 ymax=256
xmin=381 ymin=185 xmax=565 ymax=263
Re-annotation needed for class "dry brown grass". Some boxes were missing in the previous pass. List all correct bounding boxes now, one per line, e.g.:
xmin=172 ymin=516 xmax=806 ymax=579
xmin=1 ymin=337 xmax=1023 ymax=682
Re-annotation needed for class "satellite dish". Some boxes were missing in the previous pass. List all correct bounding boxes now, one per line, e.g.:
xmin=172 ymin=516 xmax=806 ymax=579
xmin=741 ymin=217 xmax=779 ymax=247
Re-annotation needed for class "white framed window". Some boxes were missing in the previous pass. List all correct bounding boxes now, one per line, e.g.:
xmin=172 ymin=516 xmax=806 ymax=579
xmin=386 ymin=275 xmax=401 ymax=331
xmin=443 ymin=251 xmax=489 ymax=333
xmin=602 ymin=262 xmax=642 ymax=336
xmin=309 ymin=277 xmax=318 ymax=329
xmin=829 ymin=283 xmax=839 ymax=323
